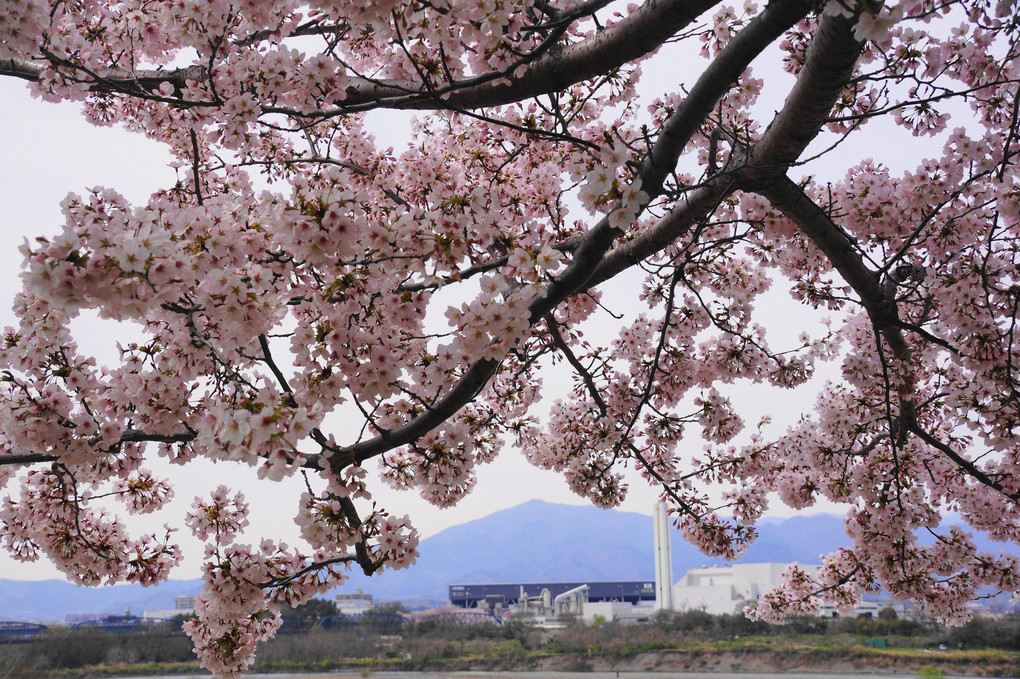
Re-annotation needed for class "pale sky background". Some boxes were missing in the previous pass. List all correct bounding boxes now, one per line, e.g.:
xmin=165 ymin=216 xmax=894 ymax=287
xmin=0 ymin=24 xmax=943 ymax=583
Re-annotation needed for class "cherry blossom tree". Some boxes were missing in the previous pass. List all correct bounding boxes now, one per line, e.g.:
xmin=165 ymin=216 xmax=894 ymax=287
xmin=2 ymin=0 xmax=1020 ymax=673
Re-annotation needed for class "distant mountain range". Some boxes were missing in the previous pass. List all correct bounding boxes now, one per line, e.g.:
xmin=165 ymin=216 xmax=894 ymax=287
xmin=0 ymin=500 xmax=1012 ymax=622
xmin=0 ymin=577 xmax=202 ymax=623
xmin=337 ymin=500 xmax=852 ymax=604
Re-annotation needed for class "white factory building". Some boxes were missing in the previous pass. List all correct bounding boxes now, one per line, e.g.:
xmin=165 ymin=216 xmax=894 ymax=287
xmin=492 ymin=505 xmax=815 ymax=623
xmin=652 ymin=505 xmax=907 ymax=620
xmin=649 ymin=503 xmax=892 ymax=620
xmin=335 ymin=589 xmax=374 ymax=615
xmin=670 ymin=562 xmax=794 ymax=615
xmin=141 ymin=594 xmax=197 ymax=620
xmin=452 ymin=503 xmax=910 ymax=626
xmin=652 ymin=505 xmax=800 ymax=616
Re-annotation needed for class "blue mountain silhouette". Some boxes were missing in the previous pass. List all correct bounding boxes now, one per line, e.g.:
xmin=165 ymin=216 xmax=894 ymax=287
xmin=1 ymin=501 xmax=1008 ymax=620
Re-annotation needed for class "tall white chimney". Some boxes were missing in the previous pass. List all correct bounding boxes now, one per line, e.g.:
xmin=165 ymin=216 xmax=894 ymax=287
xmin=654 ymin=501 xmax=674 ymax=611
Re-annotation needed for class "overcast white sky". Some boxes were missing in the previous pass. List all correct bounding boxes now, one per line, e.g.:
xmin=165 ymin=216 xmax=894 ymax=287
xmin=0 ymin=36 xmax=897 ymax=582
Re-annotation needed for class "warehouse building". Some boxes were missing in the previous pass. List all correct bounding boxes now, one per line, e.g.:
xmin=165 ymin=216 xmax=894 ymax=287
xmin=448 ymin=580 xmax=655 ymax=609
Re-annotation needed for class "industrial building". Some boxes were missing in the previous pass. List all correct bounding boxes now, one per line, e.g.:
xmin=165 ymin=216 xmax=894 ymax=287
xmin=449 ymin=581 xmax=656 ymax=625
xmin=142 ymin=593 xmax=197 ymax=620
xmin=174 ymin=595 xmax=196 ymax=610
xmin=671 ymin=562 xmax=794 ymax=615
xmin=335 ymin=589 xmax=374 ymax=615
xmin=445 ymin=503 xmax=904 ymax=624
xmin=448 ymin=581 xmax=655 ymax=609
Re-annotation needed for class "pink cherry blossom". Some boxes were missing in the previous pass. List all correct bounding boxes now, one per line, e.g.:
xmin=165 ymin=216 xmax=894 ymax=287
xmin=1 ymin=0 xmax=1020 ymax=673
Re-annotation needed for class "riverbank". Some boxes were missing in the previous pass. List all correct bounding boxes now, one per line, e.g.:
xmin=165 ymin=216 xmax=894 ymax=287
xmin=26 ymin=644 xmax=1020 ymax=679
xmin=9 ymin=611 xmax=1020 ymax=679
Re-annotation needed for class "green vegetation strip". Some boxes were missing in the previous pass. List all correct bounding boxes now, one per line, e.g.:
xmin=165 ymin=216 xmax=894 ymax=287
xmin=7 ymin=609 xmax=1020 ymax=679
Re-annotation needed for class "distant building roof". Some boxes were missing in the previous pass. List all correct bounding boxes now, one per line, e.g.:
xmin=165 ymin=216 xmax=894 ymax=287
xmin=449 ymin=581 xmax=655 ymax=608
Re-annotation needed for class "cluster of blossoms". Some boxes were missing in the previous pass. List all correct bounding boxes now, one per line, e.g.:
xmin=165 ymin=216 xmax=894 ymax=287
xmin=179 ymin=481 xmax=418 ymax=676
xmin=0 ymin=468 xmax=180 ymax=586
xmin=1 ymin=0 xmax=1020 ymax=674
xmin=577 ymin=144 xmax=651 ymax=228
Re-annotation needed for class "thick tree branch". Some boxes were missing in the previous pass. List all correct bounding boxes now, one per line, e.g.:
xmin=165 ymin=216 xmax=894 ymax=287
xmin=0 ymin=428 xmax=195 ymax=467
xmin=2 ymin=0 xmax=724 ymax=113
xmin=258 ymin=334 xmax=293 ymax=394
xmin=588 ymin=176 xmax=737 ymax=287
xmin=0 ymin=453 xmax=58 ymax=465
xmin=740 ymin=10 xmax=868 ymax=189
xmin=757 ymin=176 xmax=902 ymax=350
xmin=638 ymin=0 xmax=815 ymax=195
xmin=325 ymin=0 xmax=844 ymax=470
xmin=344 ymin=0 xmax=724 ymax=111
xmin=119 ymin=429 xmax=197 ymax=445
xmin=0 ymin=58 xmax=209 ymax=100
xmin=0 ymin=58 xmax=44 ymax=83
xmin=758 ymin=179 xmax=1015 ymax=502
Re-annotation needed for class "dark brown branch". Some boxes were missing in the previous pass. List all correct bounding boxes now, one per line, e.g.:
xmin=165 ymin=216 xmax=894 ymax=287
xmin=324 ymin=0 xmax=725 ymax=112
xmin=545 ymin=313 xmax=608 ymax=416
xmin=638 ymin=0 xmax=816 ymax=196
xmin=0 ymin=58 xmax=209 ymax=101
xmin=257 ymin=554 xmax=359 ymax=589
xmin=588 ymin=175 xmax=737 ymax=288
xmin=119 ymin=428 xmax=196 ymax=444
xmin=0 ymin=428 xmax=195 ymax=466
xmin=1 ymin=0 xmax=723 ymax=113
xmin=259 ymin=334 xmax=293 ymax=393
xmin=904 ymin=411 xmax=1018 ymax=500
xmin=338 ymin=496 xmax=382 ymax=576
xmin=741 ymin=9 xmax=868 ymax=189
xmin=0 ymin=453 xmax=58 ymax=465
xmin=190 ymin=129 xmax=204 ymax=207
xmin=757 ymin=176 xmax=904 ymax=354
xmin=0 ymin=58 xmax=45 ymax=82
xmin=325 ymin=0 xmax=842 ymax=470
